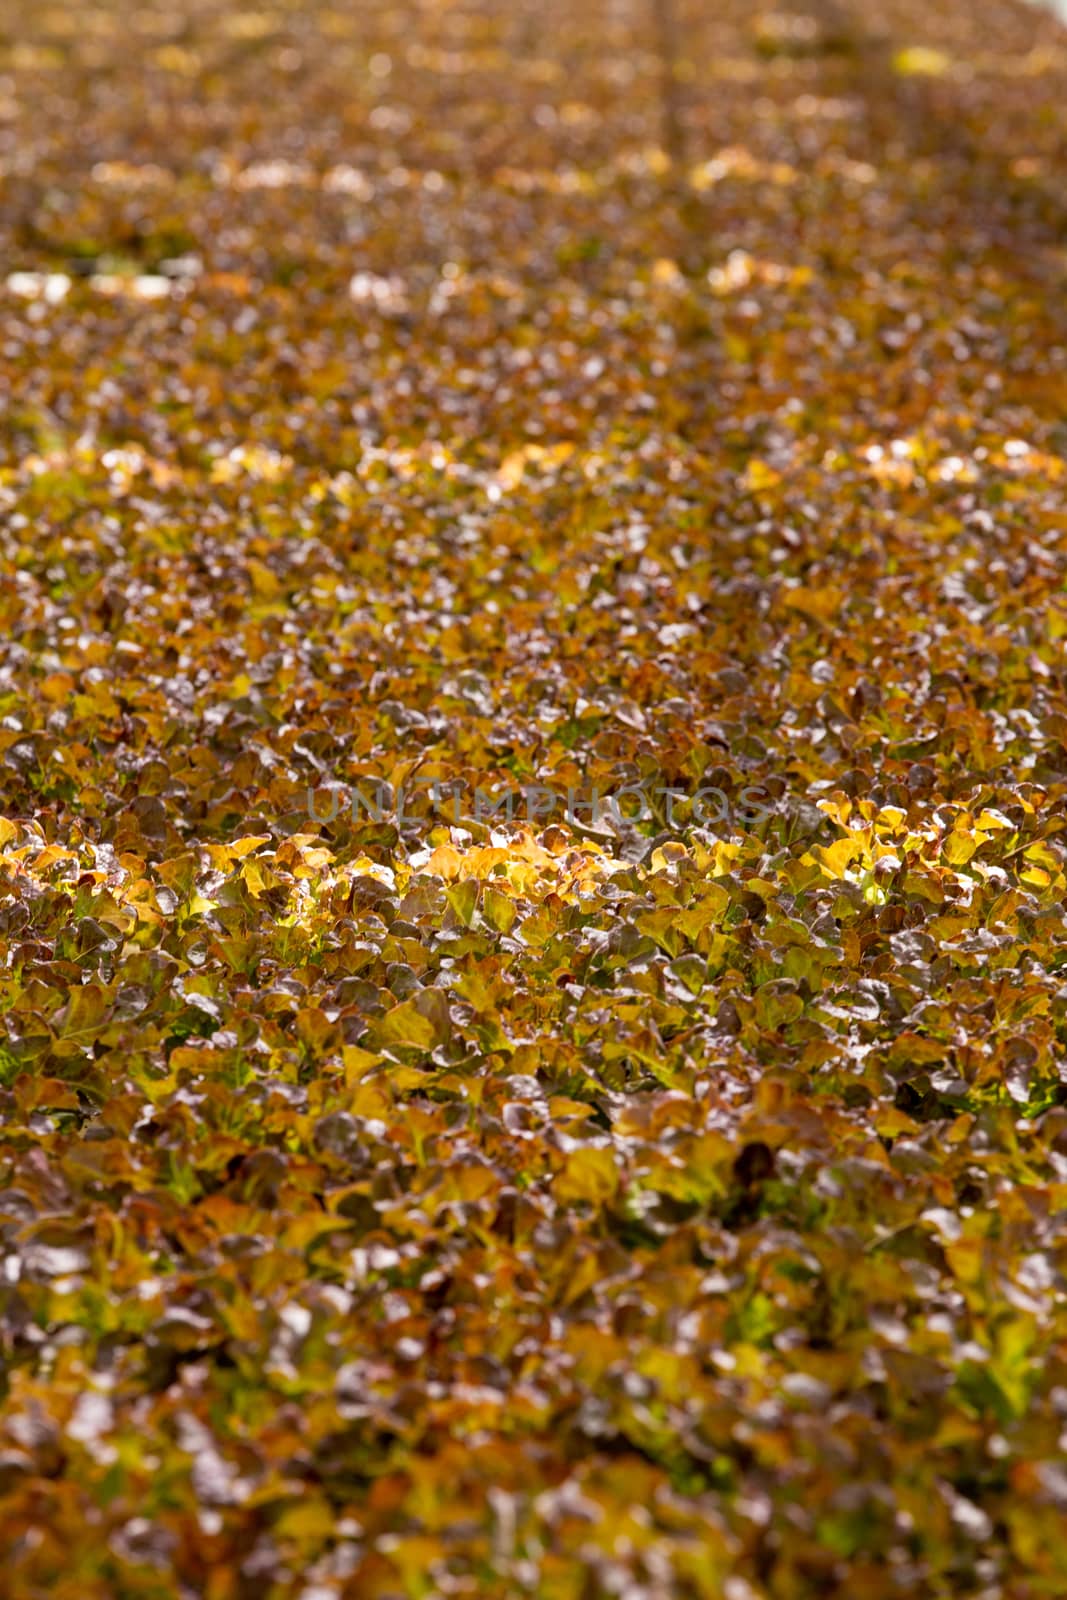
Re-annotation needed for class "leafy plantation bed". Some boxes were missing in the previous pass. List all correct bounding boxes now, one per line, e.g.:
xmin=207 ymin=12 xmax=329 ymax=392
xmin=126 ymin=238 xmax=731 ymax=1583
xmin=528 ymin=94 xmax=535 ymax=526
xmin=2 ymin=1 xmax=1067 ymax=1595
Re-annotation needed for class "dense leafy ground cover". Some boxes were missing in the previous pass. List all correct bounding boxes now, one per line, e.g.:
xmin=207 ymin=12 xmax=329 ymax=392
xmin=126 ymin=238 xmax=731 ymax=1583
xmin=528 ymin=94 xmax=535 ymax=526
xmin=2 ymin=1 xmax=1067 ymax=1595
